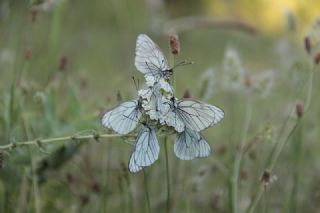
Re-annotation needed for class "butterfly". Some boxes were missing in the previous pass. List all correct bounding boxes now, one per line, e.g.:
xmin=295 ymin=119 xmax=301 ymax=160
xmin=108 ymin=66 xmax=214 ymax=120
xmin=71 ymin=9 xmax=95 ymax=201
xmin=135 ymin=34 xmax=173 ymax=81
xmin=168 ymin=97 xmax=224 ymax=132
xmin=101 ymin=99 xmax=142 ymax=135
xmin=128 ymin=123 xmax=160 ymax=173
xmin=174 ymin=128 xmax=211 ymax=160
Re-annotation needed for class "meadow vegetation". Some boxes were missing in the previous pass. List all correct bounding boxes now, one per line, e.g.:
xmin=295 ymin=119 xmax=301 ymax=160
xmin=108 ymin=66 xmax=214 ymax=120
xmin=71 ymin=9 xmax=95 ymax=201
xmin=0 ymin=0 xmax=320 ymax=212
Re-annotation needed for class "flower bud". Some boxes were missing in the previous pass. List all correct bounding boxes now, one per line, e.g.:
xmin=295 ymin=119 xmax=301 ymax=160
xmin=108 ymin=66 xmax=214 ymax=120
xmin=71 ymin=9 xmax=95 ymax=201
xmin=169 ymin=34 xmax=180 ymax=55
xmin=295 ymin=100 xmax=303 ymax=118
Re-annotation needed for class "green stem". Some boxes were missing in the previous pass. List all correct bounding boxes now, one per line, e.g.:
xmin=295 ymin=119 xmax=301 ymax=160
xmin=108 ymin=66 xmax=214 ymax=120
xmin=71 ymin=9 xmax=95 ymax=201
xmin=143 ymin=171 xmax=151 ymax=213
xmin=246 ymin=120 xmax=300 ymax=213
xmin=164 ymin=136 xmax=171 ymax=212
xmin=246 ymin=63 xmax=316 ymax=213
xmin=231 ymin=93 xmax=253 ymax=213
xmin=0 ymin=133 xmax=133 ymax=150
xmin=31 ymin=156 xmax=41 ymax=213
xmin=288 ymin=119 xmax=302 ymax=213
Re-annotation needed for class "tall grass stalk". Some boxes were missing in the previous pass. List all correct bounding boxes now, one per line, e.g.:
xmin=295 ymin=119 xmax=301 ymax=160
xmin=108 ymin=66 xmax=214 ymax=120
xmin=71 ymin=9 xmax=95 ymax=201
xmin=247 ymin=64 xmax=316 ymax=213
xmin=31 ymin=155 xmax=41 ymax=213
xmin=0 ymin=133 xmax=133 ymax=150
xmin=164 ymin=136 xmax=171 ymax=212
xmin=143 ymin=170 xmax=151 ymax=213
xmin=288 ymin=118 xmax=303 ymax=213
xmin=47 ymin=0 xmax=67 ymax=77
xmin=231 ymin=92 xmax=253 ymax=213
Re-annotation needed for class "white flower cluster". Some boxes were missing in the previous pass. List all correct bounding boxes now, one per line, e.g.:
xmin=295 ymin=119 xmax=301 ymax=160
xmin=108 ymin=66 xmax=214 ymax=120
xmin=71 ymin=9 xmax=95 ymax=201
xmin=138 ymin=76 xmax=184 ymax=133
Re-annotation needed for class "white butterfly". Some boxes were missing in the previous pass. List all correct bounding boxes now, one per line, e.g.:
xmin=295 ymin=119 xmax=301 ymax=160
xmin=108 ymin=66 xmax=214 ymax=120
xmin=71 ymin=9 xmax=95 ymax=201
xmin=128 ymin=124 xmax=160 ymax=173
xmin=174 ymin=128 xmax=211 ymax=160
xmin=168 ymin=97 xmax=224 ymax=132
xmin=101 ymin=99 xmax=142 ymax=135
xmin=135 ymin=34 xmax=173 ymax=81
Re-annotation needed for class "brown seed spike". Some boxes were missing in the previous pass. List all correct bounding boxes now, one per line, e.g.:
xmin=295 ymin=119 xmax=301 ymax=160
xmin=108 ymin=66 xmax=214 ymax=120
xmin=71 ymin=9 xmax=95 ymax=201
xmin=31 ymin=8 xmax=39 ymax=23
xmin=314 ymin=52 xmax=320 ymax=64
xmin=58 ymin=56 xmax=68 ymax=71
xmin=295 ymin=100 xmax=304 ymax=118
xmin=169 ymin=34 xmax=180 ymax=55
xmin=24 ymin=48 xmax=33 ymax=60
xmin=244 ymin=75 xmax=252 ymax=88
xmin=183 ymin=89 xmax=192 ymax=98
xmin=304 ymin=36 xmax=311 ymax=54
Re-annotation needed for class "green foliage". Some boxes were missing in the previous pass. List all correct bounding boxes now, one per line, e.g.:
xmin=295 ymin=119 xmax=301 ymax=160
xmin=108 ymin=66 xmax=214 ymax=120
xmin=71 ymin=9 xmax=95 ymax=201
xmin=0 ymin=0 xmax=320 ymax=213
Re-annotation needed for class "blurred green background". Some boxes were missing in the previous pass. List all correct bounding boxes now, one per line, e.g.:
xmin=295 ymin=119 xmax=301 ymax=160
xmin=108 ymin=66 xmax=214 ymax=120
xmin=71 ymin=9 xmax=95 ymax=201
xmin=1 ymin=0 xmax=320 ymax=212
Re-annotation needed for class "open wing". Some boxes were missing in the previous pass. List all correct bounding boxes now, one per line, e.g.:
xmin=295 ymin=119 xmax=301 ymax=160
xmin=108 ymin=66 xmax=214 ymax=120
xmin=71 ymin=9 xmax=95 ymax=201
xmin=128 ymin=124 xmax=160 ymax=173
xmin=101 ymin=100 xmax=142 ymax=134
xmin=135 ymin=34 xmax=170 ymax=79
xmin=176 ymin=99 xmax=224 ymax=132
xmin=174 ymin=128 xmax=211 ymax=160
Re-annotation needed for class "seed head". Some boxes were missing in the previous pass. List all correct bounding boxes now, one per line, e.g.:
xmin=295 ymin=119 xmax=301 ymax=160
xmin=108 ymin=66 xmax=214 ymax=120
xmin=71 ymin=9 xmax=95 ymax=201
xmin=183 ymin=89 xmax=192 ymax=98
xmin=58 ymin=56 xmax=68 ymax=71
xmin=295 ymin=100 xmax=304 ymax=118
xmin=24 ymin=48 xmax=33 ymax=60
xmin=314 ymin=52 xmax=320 ymax=64
xmin=304 ymin=36 xmax=311 ymax=54
xmin=261 ymin=170 xmax=277 ymax=188
xmin=169 ymin=34 xmax=180 ymax=55
xmin=244 ymin=75 xmax=252 ymax=88
xmin=31 ymin=8 xmax=39 ymax=23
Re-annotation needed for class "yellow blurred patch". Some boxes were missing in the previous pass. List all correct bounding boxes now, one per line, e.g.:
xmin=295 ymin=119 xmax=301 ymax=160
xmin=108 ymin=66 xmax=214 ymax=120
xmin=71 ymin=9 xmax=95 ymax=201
xmin=205 ymin=0 xmax=320 ymax=34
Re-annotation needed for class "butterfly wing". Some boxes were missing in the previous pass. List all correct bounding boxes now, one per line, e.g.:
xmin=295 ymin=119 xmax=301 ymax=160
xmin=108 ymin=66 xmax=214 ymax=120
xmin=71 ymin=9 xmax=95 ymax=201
xmin=128 ymin=152 xmax=144 ymax=173
xmin=176 ymin=99 xmax=224 ymax=132
xmin=101 ymin=100 xmax=142 ymax=134
xmin=132 ymin=124 xmax=160 ymax=167
xmin=174 ymin=128 xmax=211 ymax=160
xmin=135 ymin=34 xmax=170 ymax=79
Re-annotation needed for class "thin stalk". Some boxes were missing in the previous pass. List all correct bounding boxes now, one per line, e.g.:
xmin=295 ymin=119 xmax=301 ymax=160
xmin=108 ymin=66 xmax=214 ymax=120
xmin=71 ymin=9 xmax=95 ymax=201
xmin=143 ymin=171 xmax=151 ymax=213
xmin=288 ymin=119 xmax=303 ymax=213
xmin=231 ymin=93 xmax=253 ymax=213
xmin=31 ymin=156 xmax=41 ymax=213
xmin=0 ymin=133 xmax=134 ymax=150
xmin=164 ymin=136 xmax=171 ymax=212
xmin=247 ymin=120 xmax=299 ymax=213
xmin=246 ymin=63 xmax=316 ymax=213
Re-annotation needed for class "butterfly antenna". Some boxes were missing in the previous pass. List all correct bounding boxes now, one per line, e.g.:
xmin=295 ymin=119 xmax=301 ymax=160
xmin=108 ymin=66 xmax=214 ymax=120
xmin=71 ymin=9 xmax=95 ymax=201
xmin=172 ymin=60 xmax=194 ymax=69
xmin=132 ymin=76 xmax=140 ymax=91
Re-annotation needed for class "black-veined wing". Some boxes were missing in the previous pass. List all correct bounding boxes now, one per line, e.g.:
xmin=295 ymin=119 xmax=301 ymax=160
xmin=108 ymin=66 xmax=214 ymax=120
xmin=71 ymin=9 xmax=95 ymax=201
xmin=175 ymin=99 xmax=224 ymax=132
xmin=101 ymin=100 xmax=142 ymax=135
xmin=135 ymin=34 xmax=171 ymax=79
xmin=128 ymin=153 xmax=143 ymax=173
xmin=128 ymin=124 xmax=160 ymax=173
xmin=174 ymin=128 xmax=211 ymax=160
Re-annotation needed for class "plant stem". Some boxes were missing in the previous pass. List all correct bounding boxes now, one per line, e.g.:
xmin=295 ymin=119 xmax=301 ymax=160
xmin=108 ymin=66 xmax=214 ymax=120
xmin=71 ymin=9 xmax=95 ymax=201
xmin=164 ymin=136 xmax=171 ymax=212
xmin=246 ymin=63 xmax=316 ymax=213
xmin=143 ymin=170 xmax=151 ymax=213
xmin=288 ymin=119 xmax=302 ymax=213
xmin=0 ymin=133 xmax=133 ymax=150
xmin=231 ymin=93 xmax=253 ymax=213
